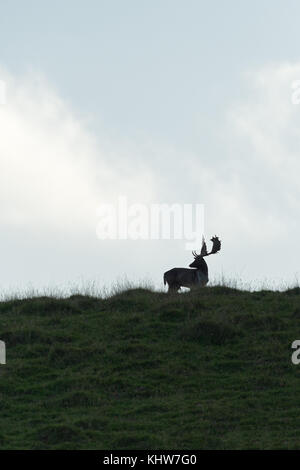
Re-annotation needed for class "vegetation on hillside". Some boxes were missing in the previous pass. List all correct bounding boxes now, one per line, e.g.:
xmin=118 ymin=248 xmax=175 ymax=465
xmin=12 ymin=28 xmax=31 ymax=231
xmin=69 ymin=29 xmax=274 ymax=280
xmin=0 ymin=286 xmax=300 ymax=449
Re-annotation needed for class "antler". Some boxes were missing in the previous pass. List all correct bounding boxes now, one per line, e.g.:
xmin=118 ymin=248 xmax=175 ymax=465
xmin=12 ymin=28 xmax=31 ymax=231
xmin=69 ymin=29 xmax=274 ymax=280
xmin=192 ymin=237 xmax=207 ymax=258
xmin=192 ymin=235 xmax=221 ymax=258
xmin=207 ymin=235 xmax=221 ymax=255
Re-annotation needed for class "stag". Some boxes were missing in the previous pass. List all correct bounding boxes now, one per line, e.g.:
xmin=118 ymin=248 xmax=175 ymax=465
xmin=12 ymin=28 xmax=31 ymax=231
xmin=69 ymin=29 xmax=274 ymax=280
xmin=163 ymin=236 xmax=221 ymax=292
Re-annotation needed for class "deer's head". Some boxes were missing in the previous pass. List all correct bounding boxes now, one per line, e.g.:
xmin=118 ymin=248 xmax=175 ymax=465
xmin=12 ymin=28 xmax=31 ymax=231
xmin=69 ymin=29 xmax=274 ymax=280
xmin=189 ymin=235 xmax=221 ymax=268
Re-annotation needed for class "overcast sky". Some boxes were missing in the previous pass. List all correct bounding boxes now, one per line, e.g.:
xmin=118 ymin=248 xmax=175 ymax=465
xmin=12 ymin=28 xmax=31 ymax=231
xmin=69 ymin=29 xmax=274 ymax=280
xmin=1 ymin=0 xmax=300 ymax=295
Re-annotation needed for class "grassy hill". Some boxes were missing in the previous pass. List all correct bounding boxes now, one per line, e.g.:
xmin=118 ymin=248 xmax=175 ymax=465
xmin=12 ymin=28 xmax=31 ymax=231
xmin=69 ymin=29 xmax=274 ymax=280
xmin=0 ymin=285 xmax=300 ymax=450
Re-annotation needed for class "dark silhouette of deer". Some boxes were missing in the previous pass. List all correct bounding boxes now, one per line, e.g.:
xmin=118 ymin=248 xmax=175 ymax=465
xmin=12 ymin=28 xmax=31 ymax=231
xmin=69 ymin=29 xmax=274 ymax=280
xmin=163 ymin=236 xmax=221 ymax=292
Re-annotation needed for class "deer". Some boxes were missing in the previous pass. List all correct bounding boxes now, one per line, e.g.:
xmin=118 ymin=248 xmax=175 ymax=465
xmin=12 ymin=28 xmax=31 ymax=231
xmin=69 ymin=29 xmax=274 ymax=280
xmin=163 ymin=236 xmax=221 ymax=292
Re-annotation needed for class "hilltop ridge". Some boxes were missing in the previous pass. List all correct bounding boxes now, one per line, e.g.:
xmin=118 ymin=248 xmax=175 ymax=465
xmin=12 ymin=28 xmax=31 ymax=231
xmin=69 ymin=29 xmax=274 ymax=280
xmin=0 ymin=286 xmax=299 ymax=449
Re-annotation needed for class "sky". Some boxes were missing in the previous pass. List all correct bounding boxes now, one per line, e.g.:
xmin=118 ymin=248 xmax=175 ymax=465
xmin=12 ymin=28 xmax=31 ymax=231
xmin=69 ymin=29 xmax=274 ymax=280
xmin=1 ymin=0 xmax=300 ymax=295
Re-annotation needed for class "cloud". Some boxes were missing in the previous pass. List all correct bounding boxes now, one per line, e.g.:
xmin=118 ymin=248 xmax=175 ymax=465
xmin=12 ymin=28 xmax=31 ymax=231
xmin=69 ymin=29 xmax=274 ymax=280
xmin=0 ymin=67 xmax=156 ymax=234
xmin=137 ymin=62 xmax=300 ymax=287
xmin=212 ymin=63 xmax=300 ymax=284
xmin=224 ymin=63 xmax=300 ymax=238
xmin=0 ymin=67 xmax=158 ymax=291
xmin=1 ymin=63 xmax=300 ymax=292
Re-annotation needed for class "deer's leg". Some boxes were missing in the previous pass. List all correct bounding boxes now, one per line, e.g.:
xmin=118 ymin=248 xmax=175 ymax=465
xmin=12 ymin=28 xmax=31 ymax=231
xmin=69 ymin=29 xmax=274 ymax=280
xmin=168 ymin=284 xmax=180 ymax=293
xmin=196 ymin=271 xmax=209 ymax=287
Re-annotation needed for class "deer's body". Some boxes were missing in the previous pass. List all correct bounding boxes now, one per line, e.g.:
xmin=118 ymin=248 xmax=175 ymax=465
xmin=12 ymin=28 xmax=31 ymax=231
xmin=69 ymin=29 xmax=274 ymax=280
xmin=163 ymin=236 xmax=221 ymax=293
xmin=164 ymin=259 xmax=208 ymax=292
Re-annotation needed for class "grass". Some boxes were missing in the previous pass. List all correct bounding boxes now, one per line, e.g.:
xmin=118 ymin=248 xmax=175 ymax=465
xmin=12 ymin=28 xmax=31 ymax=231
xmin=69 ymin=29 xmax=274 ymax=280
xmin=0 ymin=284 xmax=300 ymax=449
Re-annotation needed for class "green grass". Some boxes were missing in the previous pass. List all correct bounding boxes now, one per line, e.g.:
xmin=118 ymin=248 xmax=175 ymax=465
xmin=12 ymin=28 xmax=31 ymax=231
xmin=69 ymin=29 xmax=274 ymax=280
xmin=0 ymin=285 xmax=300 ymax=449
